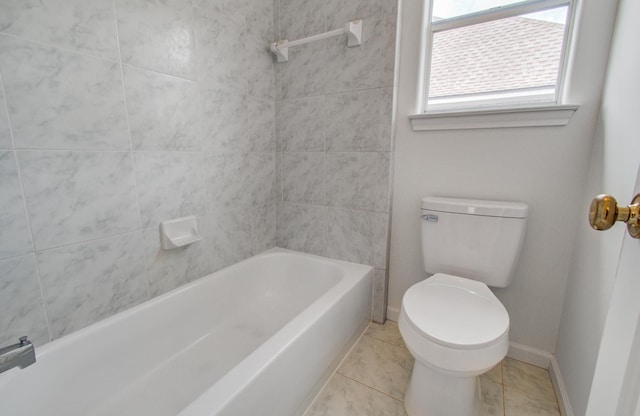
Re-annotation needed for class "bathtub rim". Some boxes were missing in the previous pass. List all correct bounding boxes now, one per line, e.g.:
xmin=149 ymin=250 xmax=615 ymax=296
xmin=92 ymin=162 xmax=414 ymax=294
xmin=18 ymin=248 xmax=370 ymax=362
xmin=179 ymin=248 xmax=374 ymax=415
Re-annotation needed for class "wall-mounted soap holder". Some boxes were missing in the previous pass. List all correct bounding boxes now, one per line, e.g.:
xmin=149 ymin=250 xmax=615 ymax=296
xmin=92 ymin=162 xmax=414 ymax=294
xmin=160 ymin=216 xmax=202 ymax=250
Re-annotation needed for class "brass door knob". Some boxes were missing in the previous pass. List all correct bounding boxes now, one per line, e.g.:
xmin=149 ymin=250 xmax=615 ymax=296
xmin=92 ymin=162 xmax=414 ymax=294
xmin=589 ymin=193 xmax=640 ymax=239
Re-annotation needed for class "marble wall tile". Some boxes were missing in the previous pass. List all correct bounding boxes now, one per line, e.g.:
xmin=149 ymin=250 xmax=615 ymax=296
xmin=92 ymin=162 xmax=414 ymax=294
xmin=0 ymin=83 xmax=12 ymax=149
xmin=0 ymin=37 xmax=129 ymax=150
xmin=200 ymin=85 xmax=250 ymax=154
xmin=325 ymin=0 xmax=381 ymax=29
xmin=194 ymin=7 xmax=245 ymax=91
xmin=0 ymin=0 xmax=119 ymax=60
xmin=123 ymin=66 xmax=200 ymax=151
xmin=373 ymin=212 xmax=389 ymax=269
xmin=206 ymin=208 xmax=253 ymax=272
xmin=246 ymin=0 xmax=276 ymax=42
xmin=18 ymin=151 xmax=139 ymax=250
xmin=325 ymin=89 xmax=380 ymax=151
xmin=379 ymin=87 xmax=394 ymax=151
xmin=248 ymin=96 xmax=276 ymax=152
xmin=0 ymin=254 xmax=50 ymax=347
xmin=275 ymin=0 xmax=397 ymax=322
xmin=275 ymin=150 xmax=283 ymax=200
xmin=134 ymin=151 xmax=206 ymax=230
xmin=251 ymin=203 xmax=277 ymax=254
xmin=37 ymin=232 xmax=148 ymax=339
xmin=0 ymin=0 xmax=280 ymax=345
xmin=372 ymin=268 xmax=388 ymax=323
xmin=278 ymin=96 xmax=325 ymax=152
xmin=142 ymin=225 xmax=210 ymax=297
xmin=278 ymin=41 xmax=326 ymax=100
xmin=375 ymin=152 xmax=392 ymax=212
xmin=277 ymin=0 xmax=325 ymax=40
xmin=250 ymin=152 xmax=277 ymax=206
xmin=191 ymin=0 xmax=248 ymax=17
xmin=246 ymin=34 xmax=276 ymax=99
xmin=277 ymin=202 xmax=326 ymax=256
xmin=381 ymin=1 xmax=398 ymax=88
xmin=0 ymin=152 xmax=32 ymax=259
xmin=205 ymin=152 xmax=252 ymax=210
xmin=116 ymin=0 xmax=195 ymax=79
xmin=324 ymin=2 xmax=382 ymax=93
xmin=326 ymin=207 xmax=373 ymax=265
xmin=282 ymin=152 xmax=325 ymax=204
xmin=304 ymin=373 xmax=405 ymax=416
xmin=325 ymin=152 xmax=378 ymax=210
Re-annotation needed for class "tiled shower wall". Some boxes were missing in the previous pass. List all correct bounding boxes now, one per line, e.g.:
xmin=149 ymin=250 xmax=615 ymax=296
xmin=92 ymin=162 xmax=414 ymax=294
xmin=275 ymin=0 xmax=397 ymax=322
xmin=0 ymin=0 xmax=277 ymax=347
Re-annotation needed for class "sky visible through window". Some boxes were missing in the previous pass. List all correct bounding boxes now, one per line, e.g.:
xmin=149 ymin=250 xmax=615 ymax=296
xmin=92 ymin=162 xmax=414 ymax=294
xmin=432 ymin=0 xmax=567 ymax=23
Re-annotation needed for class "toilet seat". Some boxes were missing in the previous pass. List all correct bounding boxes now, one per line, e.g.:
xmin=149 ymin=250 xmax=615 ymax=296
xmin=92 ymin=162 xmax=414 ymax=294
xmin=402 ymin=273 xmax=509 ymax=350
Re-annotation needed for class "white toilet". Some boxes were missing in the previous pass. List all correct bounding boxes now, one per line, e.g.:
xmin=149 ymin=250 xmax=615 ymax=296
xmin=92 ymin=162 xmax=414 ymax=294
xmin=399 ymin=197 xmax=528 ymax=416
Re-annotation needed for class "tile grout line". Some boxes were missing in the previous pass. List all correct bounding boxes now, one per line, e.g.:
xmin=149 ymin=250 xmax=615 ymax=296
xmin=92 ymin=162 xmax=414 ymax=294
xmin=0 ymin=71 xmax=54 ymax=343
xmin=191 ymin=3 xmax=213 ymax=274
xmin=336 ymin=372 xmax=405 ymax=403
xmin=365 ymin=332 xmax=406 ymax=348
xmin=0 ymin=32 xmax=196 ymax=83
xmin=303 ymin=323 xmax=374 ymax=415
xmin=111 ymin=0 xmax=151 ymax=301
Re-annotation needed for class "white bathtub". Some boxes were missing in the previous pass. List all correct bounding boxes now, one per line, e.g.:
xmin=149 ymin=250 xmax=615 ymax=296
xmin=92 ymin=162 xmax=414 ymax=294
xmin=0 ymin=248 xmax=373 ymax=416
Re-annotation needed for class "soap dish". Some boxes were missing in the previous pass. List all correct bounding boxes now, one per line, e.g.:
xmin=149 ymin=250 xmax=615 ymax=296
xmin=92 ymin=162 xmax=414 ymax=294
xmin=159 ymin=216 xmax=202 ymax=250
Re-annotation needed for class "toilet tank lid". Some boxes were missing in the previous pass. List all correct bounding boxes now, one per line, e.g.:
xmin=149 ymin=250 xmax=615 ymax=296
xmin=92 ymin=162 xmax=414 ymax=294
xmin=421 ymin=197 xmax=528 ymax=218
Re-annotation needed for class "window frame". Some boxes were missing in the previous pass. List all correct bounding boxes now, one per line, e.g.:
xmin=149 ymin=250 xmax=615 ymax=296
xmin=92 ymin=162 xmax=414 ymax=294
xmin=421 ymin=0 xmax=577 ymax=114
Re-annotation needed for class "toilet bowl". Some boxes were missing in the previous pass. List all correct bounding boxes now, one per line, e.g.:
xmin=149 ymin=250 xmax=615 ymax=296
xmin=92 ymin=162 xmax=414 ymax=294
xmin=399 ymin=197 xmax=528 ymax=416
xmin=399 ymin=273 xmax=509 ymax=416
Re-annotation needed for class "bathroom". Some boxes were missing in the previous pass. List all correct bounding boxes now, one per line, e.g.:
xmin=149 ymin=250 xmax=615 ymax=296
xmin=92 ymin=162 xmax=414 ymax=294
xmin=0 ymin=0 xmax=638 ymax=414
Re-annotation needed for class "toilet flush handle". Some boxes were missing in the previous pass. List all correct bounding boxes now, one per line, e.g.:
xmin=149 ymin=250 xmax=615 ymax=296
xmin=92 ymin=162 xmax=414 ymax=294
xmin=588 ymin=193 xmax=640 ymax=239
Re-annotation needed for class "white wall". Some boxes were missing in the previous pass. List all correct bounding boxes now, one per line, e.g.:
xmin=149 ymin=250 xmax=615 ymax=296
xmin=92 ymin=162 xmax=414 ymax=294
xmin=556 ymin=0 xmax=640 ymax=412
xmin=388 ymin=0 xmax=617 ymax=354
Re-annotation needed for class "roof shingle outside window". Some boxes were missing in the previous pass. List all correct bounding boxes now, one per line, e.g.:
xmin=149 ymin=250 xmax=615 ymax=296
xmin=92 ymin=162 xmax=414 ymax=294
xmin=429 ymin=16 xmax=564 ymax=99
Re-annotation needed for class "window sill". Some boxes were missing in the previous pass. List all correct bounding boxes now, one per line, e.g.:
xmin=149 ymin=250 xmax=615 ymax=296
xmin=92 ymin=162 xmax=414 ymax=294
xmin=409 ymin=104 xmax=579 ymax=131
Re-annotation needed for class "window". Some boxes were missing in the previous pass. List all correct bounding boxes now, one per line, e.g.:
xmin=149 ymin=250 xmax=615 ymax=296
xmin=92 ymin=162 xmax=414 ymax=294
xmin=424 ymin=0 xmax=574 ymax=112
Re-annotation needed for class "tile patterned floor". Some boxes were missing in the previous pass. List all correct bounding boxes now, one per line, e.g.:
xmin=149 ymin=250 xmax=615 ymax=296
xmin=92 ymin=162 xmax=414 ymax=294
xmin=304 ymin=321 xmax=561 ymax=416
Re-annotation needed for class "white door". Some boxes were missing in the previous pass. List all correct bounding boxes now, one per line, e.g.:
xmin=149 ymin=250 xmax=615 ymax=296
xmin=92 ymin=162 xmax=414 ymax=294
xmin=586 ymin=165 xmax=640 ymax=416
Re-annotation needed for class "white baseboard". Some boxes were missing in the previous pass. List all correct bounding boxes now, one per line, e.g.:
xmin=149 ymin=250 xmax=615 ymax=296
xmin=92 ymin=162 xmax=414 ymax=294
xmin=549 ymin=355 xmax=575 ymax=416
xmin=508 ymin=341 xmax=553 ymax=368
xmin=387 ymin=305 xmax=400 ymax=321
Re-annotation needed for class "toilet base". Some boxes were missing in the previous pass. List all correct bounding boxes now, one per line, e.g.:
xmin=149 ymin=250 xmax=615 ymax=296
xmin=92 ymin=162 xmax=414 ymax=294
xmin=405 ymin=360 xmax=479 ymax=416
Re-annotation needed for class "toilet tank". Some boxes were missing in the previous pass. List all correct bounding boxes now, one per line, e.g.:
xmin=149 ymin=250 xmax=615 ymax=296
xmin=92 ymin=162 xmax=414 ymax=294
xmin=421 ymin=197 xmax=528 ymax=288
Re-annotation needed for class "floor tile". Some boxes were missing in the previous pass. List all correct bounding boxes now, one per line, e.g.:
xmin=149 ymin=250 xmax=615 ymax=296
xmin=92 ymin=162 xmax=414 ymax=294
xmin=484 ymin=362 xmax=503 ymax=385
xmin=478 ymin=375 xmax=504 ymax=416
xmin=337 ymin=334 xmax=414 ymax=400
xmin=502 ymin=358 xmax=556 ymax=401
xmin=365 ymin=321 xmax=405 ymax=346
xmin=304 ymin=373 xmax=405 ymax=416
xmin=307 ymin=322 xmax=562 ymax=416
xmin=504 ymin=384 xmax=560 ymax=416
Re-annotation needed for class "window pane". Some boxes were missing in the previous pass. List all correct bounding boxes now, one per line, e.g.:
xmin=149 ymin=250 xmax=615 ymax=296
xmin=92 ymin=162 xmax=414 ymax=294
xmin=428 ymin=6 xmax=568 ymax=108
xmin=432 ymin=0 xmax=530 ymax=21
